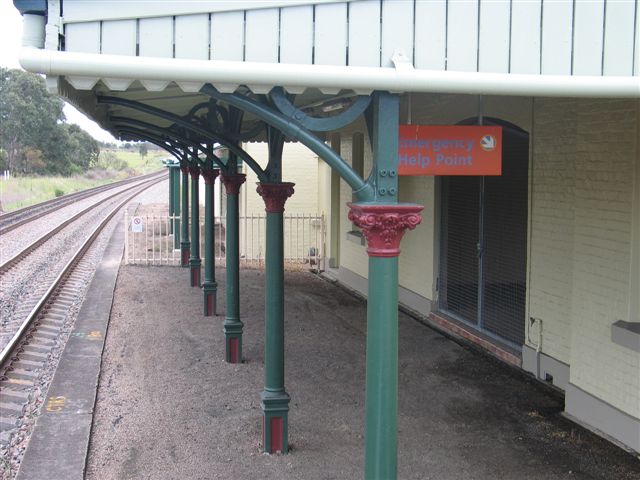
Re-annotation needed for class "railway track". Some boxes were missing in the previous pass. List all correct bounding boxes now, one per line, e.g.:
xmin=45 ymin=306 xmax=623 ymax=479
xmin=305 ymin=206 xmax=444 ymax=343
xmin=0 ymin=173 xmax=166 ymax=462
xmin=0 ymin=171 xmax=162 ymax=236
xmin=0 ymin=171 xmax=165 ymax=275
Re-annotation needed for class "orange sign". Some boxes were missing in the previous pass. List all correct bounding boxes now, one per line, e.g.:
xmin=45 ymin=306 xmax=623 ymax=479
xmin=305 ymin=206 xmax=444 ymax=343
xmin=398 ymin=125 xmax=502 ymax=176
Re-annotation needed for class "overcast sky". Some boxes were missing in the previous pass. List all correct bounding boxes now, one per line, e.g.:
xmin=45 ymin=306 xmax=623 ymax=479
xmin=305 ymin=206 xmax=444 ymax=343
xmin=0 ymin=0 xmax=118 ymax=143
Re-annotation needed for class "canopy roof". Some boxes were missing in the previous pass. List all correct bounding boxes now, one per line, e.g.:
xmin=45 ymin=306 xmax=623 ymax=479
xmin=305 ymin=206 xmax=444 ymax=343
xmin=15 ymin=0 xmax=640 ymax=146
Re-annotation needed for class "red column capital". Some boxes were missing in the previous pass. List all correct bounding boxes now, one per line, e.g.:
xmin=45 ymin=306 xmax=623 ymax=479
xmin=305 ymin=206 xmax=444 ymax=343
xmin=220 ymin=173 xmax=247 ymax=195
xmin=201 ymin=168 xmax=220 ymax=185
xmin=256 ymin=182 xmax=295 ymax=213
xmin=347 ymin=202 xmax=423 ymax=258
xmin=188 ymin=165 xmax=200 ymax=179
xmin=180 ymin=165 xmax=189 ymax=175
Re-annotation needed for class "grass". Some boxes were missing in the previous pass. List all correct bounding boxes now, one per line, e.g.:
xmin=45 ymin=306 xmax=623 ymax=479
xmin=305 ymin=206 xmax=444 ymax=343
xmin=108 ymin=149 xmax=169 ymax=175
xmin=0 ymin=149 xmax=168 ymax=212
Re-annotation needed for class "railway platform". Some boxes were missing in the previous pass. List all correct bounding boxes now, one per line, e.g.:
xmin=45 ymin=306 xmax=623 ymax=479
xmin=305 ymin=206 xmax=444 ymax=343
xmin=14 ymin=219 xmax=640 ymax=480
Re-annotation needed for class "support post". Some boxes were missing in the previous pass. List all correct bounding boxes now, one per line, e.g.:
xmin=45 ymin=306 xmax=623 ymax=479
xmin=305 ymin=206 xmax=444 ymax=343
xmin=256 ymin=182 xmax=295 ymax=454
xmin=348 ymin=204 xmax=422 ymax=479
xmin=350 ymin=91 xmax=424 ymax=479
xmin=180 ymin=163 xmax=190 ymax=267
xmin=202 ymin=168 xmax=220 ymax=316
xmin=171 ymin=163 xmax=181 ymax=249
xmin=189 ymin=165 xmax=201 ymax=286
xmin=220 ymin=174 xmax=246 ymax=362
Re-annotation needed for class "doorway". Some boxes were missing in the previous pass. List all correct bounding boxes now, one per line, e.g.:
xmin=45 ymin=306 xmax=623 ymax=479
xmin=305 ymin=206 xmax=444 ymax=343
xmin=438 ymin=118 xmax=529 ymax=347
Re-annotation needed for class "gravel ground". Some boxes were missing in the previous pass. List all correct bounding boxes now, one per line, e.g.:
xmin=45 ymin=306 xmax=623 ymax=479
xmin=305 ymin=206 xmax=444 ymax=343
xmin=85 ymin=266 xmax=640 ymax=480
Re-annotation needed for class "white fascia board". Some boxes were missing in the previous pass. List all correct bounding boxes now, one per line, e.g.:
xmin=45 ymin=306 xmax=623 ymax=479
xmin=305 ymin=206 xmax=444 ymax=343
xmin=61 ymin=0 xmax=353 ymax=23
xmin=19 ymin=47 xmax=640 ymax=99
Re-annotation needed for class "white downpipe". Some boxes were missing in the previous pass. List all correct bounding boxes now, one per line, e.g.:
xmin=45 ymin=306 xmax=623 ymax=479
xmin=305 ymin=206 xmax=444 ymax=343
xmin=19 ymin=47 xmax=640 ymax=98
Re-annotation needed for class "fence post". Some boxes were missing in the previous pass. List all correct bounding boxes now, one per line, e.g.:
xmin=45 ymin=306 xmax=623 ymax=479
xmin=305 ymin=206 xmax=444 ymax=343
xmin=124 ymin=212 xmax=129 ymax=265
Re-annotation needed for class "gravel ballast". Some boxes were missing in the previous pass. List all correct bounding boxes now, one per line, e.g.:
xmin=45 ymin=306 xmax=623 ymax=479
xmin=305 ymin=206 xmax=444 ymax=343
xmin=85 ymin=265 xmax=640 ymax=480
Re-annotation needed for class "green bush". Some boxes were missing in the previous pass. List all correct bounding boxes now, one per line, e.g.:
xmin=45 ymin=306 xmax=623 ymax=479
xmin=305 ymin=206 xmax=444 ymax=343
xmin=54 ymin=187 xmax=65 ymax=197
xmin=96 ymin=151 xmax=128 ymax=171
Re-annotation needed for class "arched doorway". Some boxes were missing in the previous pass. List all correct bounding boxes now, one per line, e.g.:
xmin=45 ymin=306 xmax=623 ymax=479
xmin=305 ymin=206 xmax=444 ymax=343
xmin=438 ymin=117 xmax=529 ymax=347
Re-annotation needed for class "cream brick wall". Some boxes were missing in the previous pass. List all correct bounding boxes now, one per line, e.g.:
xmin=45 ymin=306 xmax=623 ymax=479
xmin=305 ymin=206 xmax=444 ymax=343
xmin=338 ymin=132 xmax=370 ymax=279
xmin=529 ymin=98 xmax=640 ymax=419
xmin=397 ymin=174 xmax=435 ymax=300
xmin=240 ymin=142 xmax=319 ymax=215
xmin=631 ymin=103 xmax=640 ymax=324
xmin=221 ymin=142 xmax=322 ymax=261
xmin=528 ymin=99 xmax=578 ymax=363
xmin=568 ymin=100 xmax=639 ymax=418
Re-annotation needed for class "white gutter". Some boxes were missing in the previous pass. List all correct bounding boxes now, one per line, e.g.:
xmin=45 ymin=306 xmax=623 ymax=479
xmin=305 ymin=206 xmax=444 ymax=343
xmin=19 ymin=46 xmax=640 ymax=99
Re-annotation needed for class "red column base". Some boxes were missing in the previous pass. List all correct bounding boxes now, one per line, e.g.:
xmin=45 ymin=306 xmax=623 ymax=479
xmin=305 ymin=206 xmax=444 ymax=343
xmin=228 ymin=337 xmax=240 ymax=363
xmin=204 ymin=293 xmax=216 ymax=316
xmin=263 ymin=416 xmax=285 ymax=454
xmin=181 ymin=247 xmax=190 ymax=267
xmin=190 ymin=267 xmax=200 ymax=287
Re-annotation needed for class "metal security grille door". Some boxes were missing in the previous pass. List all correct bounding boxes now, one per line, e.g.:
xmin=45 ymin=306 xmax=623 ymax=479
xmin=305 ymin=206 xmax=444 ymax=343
xmin=439 ymin=119 xmax=528 ymax=347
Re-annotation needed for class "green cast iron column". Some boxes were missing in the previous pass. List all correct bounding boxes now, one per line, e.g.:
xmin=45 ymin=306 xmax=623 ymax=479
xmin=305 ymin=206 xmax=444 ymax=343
xmin=353 ymin=91 xmax=424 ymax=479
xmin=348 ymin=204 xmax=423 ymax=479
xmin=171 ymin=163 xmax=181 ymax=250
xmin=202 ymin=167 xmax=220 ymax=316
xmin=221 ymin=174 xmax=246 ymax=363
xmin=189 ymin=165 xmax=201 ymax=286
xmin=257 ymin=182 xmax=295 ymax=455
xmin=367 ymin=254 xmax=398 ymax=476
xmin=180 ymin=163 xmax=190 ymax=267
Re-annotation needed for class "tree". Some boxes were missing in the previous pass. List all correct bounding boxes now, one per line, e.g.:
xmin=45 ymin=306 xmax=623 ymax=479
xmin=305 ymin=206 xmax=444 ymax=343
xmin=0 ymin=68 xmax=64 ymax=173
xmin=64 ymin=124 xmax=100 ymax=171
xmin=0 ymin=68 xmax=100 ymax=176
xmin=22 ymin=147 xmax=45 ymax=174
xmin=139 ymin=142 xmax=148 ymax=161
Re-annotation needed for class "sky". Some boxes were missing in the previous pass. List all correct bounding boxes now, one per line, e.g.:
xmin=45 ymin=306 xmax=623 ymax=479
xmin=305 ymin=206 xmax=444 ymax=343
xmin=0 ymin=0 xmax=118 ymax=143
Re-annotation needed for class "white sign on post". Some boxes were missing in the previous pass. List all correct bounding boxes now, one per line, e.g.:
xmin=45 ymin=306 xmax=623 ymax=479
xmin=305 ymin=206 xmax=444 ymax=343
xmin=131 ymin=216 xmax=144 ymax=233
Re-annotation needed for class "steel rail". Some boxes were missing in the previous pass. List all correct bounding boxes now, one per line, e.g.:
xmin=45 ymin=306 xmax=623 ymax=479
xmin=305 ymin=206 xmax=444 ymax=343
xmin=0 ymin=171 xmax=164 ymax=235
xmin=0 ymin=175 xmax=165 ymax=367
xmin=0 ymin=171 xmax=166 ymax=274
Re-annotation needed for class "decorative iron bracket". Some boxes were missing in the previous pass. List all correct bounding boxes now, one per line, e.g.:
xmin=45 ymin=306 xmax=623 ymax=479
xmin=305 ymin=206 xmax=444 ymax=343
xmin=270 ymin=87 xmax=370 ymax=132
xmin=111 ymin=116 xmax=227 ymax=171
xmin=98 ymin=96 xmax=268 ymax=181
xmin=200 ymin=85 xmax=374 ymax=202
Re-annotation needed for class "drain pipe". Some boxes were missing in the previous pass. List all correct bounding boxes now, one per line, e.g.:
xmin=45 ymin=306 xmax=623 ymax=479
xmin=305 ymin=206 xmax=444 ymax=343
xmin=537 ymin=319 xmax=544 ymax=380
xmin=22 ymin=14 xmax=45 ymax=48
xmin=528 ymin=316 xmax=544 ymax=379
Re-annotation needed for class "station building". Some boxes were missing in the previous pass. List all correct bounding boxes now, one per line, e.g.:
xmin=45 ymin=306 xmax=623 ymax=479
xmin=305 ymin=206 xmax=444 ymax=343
xmin=13 ymin=0 xmax=640 ymax=473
